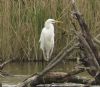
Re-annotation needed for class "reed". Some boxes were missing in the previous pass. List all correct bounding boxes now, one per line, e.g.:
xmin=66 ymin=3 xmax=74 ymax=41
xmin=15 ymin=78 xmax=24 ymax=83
xmin=0 ymin=0 xmax=100 ymax=61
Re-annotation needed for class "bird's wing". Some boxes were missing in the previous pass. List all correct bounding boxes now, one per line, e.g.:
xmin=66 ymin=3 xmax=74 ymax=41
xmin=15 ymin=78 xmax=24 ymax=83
xmin=39 ymin=28 xmax=45 ymax=43
xmin=39 ymin=28 xmax=47 ymax=50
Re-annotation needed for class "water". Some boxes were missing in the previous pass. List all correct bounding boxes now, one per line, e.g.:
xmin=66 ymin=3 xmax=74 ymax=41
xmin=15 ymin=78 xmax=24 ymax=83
xmin=0 ymin=61 xmax=92 ymax=86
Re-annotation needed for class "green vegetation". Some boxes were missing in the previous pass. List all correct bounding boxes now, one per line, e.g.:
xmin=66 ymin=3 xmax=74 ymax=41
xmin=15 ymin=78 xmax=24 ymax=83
xmin=0 ymin=0 xmax=100 ymax=61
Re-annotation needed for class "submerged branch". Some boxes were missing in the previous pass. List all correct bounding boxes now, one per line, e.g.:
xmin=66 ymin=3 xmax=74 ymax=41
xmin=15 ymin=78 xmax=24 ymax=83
xmin=0 ymin=58 xmax=15 ymax=70
xmin=17 ymin=43 xmax=79 ymax=87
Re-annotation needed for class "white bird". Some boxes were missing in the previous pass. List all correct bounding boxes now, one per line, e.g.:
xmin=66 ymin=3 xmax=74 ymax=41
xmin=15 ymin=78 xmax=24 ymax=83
xmin=39 ymin=19 xmax=61 ymax=61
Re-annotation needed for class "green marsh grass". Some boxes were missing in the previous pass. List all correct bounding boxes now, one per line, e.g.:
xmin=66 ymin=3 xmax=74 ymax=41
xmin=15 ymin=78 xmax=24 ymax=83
xmin=0 ymin=0 xmax=100 ymax=61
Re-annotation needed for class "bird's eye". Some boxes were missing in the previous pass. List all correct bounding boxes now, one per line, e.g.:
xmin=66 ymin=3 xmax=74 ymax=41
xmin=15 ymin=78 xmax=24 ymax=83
xmin=52 ymin=20 xmax=55 ymax=23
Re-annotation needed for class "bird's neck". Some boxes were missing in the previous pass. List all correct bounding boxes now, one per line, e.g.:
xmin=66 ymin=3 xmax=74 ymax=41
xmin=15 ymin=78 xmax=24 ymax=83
xmin=45 ymin=23 xmax=54 ymax=30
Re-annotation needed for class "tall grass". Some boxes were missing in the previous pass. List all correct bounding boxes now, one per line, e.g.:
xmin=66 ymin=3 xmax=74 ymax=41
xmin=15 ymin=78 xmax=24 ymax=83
xmin=0 ymin=0 xmax=100 ymax=61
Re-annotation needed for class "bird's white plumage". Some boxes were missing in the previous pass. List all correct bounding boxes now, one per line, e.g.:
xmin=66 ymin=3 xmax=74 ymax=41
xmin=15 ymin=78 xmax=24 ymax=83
xmin=39 ymin=19 xmax=55 ymax=61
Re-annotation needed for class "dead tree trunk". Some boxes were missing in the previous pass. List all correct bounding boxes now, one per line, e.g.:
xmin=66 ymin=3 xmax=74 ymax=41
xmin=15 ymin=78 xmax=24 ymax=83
xmin=35 ymin=69 xmax=87 ymax=85
xmin=71 ymin=0 xmax=100 ymax=83
xmin=32 ymin=69 xmax=85 ymax=85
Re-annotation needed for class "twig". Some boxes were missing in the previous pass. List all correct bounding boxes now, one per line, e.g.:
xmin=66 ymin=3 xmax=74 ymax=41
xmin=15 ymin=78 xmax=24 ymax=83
xmin=0 ymin=58 xmax=15 ymax=70
xmin=93 ymin=34 xmax=100 ymax=46
xmin=94 ymin=38 xmax=100 ymax=46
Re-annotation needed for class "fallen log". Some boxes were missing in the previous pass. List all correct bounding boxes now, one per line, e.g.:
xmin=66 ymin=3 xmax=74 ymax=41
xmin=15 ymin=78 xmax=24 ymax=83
xmin=35 ymin=68 xmax=85 ymax=85
xmin=18 ymin=69 xmax=100 ymax=87
xmin=17 ymin=68 xmax=86 ymax=87
xmin=17 ymin=43 xmax=78 ymax=87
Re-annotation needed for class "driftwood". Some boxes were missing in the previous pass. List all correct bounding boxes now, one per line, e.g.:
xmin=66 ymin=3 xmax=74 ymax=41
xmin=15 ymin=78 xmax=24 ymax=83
xmin=0 ymin=58 xmax=16 ymax=77
xmin=34 ymin=68 xmax=86 ymax=86
xmin=17 ymin=42 xmax=78 ymax=87
xmin=0 ymin=58 xmax=16 ymax=87
xmin=16 ymin=0 xmax=100 ymax=87
xmin=31 ymin=69 xmax=85 ymax=85
xmin=35 ymin=69 xmax=88 ymax=85
xmin=71 ymin=0 xmax=100 ymax=84
xmin=0 ymin=58 xmax=14 ymax=70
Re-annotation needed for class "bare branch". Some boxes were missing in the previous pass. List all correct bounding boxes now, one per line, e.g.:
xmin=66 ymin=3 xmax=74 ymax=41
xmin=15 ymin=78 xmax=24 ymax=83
xmin=0 ymin=58 xmax=15 ymax=70
xmin=94 ymin=38 xmax=100 ymax=46
xmin=17 ymin=43 xmax=79 ymax=87
xmin=93 ymin=34 xmax=100 ymax=46
xmin=71 ymin=0 xmax=100 ymax=73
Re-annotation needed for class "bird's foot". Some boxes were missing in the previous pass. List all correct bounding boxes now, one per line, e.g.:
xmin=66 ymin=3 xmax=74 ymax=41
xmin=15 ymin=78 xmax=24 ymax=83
xmin=44 ymin=57 xmax=49 ymax=61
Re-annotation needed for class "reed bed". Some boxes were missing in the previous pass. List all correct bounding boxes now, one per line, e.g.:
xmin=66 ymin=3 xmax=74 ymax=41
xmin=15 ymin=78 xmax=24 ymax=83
xmin=0 ymin=0 xmax=100 ymax=61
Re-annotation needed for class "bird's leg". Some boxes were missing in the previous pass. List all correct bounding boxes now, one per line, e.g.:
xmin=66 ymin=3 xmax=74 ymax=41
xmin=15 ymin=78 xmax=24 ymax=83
xmin=46 ymin=49 xmax=50 ymax=61
xmin=49 ymin=47 xmax=53 ymax=59
xmin=42 ymin=49 xmax=47 ymax=61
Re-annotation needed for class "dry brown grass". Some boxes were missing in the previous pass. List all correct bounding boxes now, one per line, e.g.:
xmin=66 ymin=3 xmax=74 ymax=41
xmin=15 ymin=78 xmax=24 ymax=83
xmin=0 ymin=0 xmax=100 ymax=61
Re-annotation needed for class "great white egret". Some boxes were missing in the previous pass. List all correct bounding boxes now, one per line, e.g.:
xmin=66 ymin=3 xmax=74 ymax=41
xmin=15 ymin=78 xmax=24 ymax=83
xmin=39 ymin=19 xmax=61 ymax=61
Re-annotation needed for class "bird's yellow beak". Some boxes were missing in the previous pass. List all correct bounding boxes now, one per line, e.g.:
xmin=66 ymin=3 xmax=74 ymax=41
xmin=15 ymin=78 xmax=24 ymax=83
xmin=55 ymin=20 xmax=63 ymax=23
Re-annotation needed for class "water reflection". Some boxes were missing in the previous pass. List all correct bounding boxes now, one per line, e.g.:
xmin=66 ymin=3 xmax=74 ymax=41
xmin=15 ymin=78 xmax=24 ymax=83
xmin=4 ymin=61 xmax=75 ymax=75
xmin=0 ymin=61 xmax=91 ymax=86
